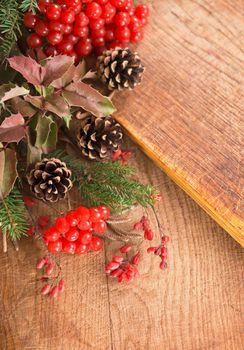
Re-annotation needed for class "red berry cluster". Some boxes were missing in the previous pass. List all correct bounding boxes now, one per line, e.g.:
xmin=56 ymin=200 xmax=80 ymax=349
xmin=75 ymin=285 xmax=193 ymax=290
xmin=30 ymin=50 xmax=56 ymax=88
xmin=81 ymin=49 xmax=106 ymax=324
xmin=36 ymin=255 xmax=65 ymax=298
xmin=23 ymin=0 xmax=150 ymax=59
xmin=147 ymin=235 xmax=170 ymax=270
xmin=134 ymin=215 xmax=154 ymax=241
xmin=105 ymin=244 xmax=141 ymax=283
xmin=43 ymin=205 xmax=110 ymax=254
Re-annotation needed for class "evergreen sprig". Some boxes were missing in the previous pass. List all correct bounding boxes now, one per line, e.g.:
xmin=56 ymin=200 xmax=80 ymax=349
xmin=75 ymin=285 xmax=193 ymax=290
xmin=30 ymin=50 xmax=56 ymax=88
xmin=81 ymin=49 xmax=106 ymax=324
xmin=0 ymin=0 xmax=38 ymax=63
xmin=0 ymin=187 xmax=29 ymax=240
xmin=50 ymin=150 xmax=158 ymax=212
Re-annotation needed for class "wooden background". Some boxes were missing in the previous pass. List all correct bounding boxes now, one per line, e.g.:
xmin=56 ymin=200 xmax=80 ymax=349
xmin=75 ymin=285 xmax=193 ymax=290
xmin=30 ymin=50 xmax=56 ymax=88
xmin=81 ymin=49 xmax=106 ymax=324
xmin=114 ymin=0 xmax=244 ymax=245
xmin=0 ymin=140 xmax=243 ymax=350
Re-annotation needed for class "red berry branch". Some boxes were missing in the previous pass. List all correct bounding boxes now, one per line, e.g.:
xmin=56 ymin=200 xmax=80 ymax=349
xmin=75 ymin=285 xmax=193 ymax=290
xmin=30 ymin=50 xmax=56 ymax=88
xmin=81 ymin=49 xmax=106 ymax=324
xmin=23 ymin=0 xmax=150 ymax=59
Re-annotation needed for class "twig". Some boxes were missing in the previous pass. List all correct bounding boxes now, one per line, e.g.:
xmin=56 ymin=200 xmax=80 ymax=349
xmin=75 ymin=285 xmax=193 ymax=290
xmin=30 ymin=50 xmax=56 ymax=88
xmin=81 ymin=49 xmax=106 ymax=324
xmin=3 ymin=230 xmax=7 ymax=253
xmin=12 ymin=239 xmax=19 ymax=251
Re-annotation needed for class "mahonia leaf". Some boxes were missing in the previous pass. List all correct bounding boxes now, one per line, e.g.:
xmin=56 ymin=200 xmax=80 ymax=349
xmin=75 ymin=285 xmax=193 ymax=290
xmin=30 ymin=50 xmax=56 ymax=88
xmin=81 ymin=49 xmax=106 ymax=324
xmin=35 ymin=114 xmax=57 ymax=153
xmin=42 ymin=55 xmax=75 ymax=87
xmin=51 ymin=60 xmax=86 ymax=89
xmin=62 ymin=81 xmax=116 ymax=117
xmin=25 ymin=95 xmax=43 ymax=109
xmin=8 ymin=56 xmax=45 ymax=86
xmin=10 ymin=97 xmax=37 ymax=117
xmin=0 ymin=113 xmax=26 ymax=143
xmin=26 ymin=117 xmax=42 ymax=165
xmin=0 ymin=148 xmax=18 ymax=200
xmin=0 ymin=84 xmax=29 ymax=104
xmin=44 ymin=92 xmax=69 ymax=117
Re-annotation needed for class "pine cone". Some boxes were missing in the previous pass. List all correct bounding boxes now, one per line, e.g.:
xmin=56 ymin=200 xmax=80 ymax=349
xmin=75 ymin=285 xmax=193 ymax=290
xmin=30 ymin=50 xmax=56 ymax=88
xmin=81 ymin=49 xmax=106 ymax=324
xmin=96 ymin=48 xmax=145 ymax=91
xmin=28 ymin=158 xmax=73 ymax=202
xmin=77 ymin=115 xmax=123 ymax=160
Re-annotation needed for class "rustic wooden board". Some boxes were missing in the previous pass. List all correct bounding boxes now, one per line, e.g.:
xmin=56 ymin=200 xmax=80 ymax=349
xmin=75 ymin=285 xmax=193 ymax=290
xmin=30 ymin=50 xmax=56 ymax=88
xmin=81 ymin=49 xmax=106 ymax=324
xmin=114 ymin=0 xmax=244 ymax=245
xmin=0 ymin=141 xmax=243 ymax=350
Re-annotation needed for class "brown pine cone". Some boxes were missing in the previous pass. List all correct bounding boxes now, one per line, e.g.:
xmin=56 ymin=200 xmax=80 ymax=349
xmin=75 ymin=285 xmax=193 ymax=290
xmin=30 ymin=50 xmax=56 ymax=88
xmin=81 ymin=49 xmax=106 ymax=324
xmin=28 ymin=158 xmax=72 ymax=202
xmin=77 ymin=115 xmax=123 ymax=160
xmin=96 ymin=48 xmax=145 ymax=90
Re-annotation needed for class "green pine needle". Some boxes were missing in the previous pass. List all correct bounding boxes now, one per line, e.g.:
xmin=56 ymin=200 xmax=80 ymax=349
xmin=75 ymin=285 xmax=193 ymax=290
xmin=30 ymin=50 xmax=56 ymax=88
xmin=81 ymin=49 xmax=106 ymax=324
xmin=0 ymin=187 xmax=29 ymax=240
xmin=49 ymin=150 xmax=157 ymax=213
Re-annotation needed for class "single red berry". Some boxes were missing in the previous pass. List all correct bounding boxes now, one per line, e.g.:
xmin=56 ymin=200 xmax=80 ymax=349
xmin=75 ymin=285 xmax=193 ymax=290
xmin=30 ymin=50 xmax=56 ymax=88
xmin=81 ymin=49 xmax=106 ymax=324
xmin=144 ymin=229 xmax=154 ymax=241
xmin=78 ymin=231 xmax=92 ymax=244
xmin=65 ymin=0 xmax=81 ymax=7
xmin=36 ymin=258 xmax=46 ymax=270
xmin=92 ymin=220 xmax=107 ymax=234
xmin=75 ymin=206 xmax=90 ymax=221
xmin=89 ymin=18 xmax=104 ymax=30
xmin=92 ymin=36 xmax=105 ymax=47
xmin=135 ymin=4 xmax=149 ymax=19
xmin=78 ymin=219 xmax=92 ymax=230
xmin=44 ymin=227 xmax=60 ymax=242
xmin=63 ymin=23 xmax=73 ymax=34
xmin=107 ymin=40 xmax=123 ymax=49
xmin=162 ymin=235 xmax=170 ymax=244
xmin=61 ymin=9 xmax=75 ymax=24
xmin=48 ymin=240 xmax=62 ymax=253
xmin=73 ymin=25 xmax=89 ymax=38
xmin=133 ymin=222 xmax=143 ymax=230
xmin=101 ymin=3 xmax=116 ymax=23
xmin=46 ymin=4 xmax=62 ymax=20
xmin=91 ymin=27 xmax=105 ymax=38
xmin=75 ymin=38 xmax=93 ymax=56
xmin=34 ymin=20 xmax=49 ymax=37
xmin=37 ymin=0 xmax=51 ymax=14
xmin=45 ymin=45 xmax=58 ymax=56
xmin=139 ymin=16 xmax=148 ymax=27
xmin=161 ymin=246 xmax=167 ymax=255
xmin=26 ymin=225 xmax=35 ymax=236
xmin=147 ymin=246 xmax=157 ymax=253
xmin=104 ymin=26 xmax=115 ymax=41
xmin=41 ymin=283 xmax=51 ymax=295
xmin=47 ymin=31 xmax=63 ymax=45
xmin=27 ymin=33 xmax=42 ymax=48
xmin=114 ymin=12 xmax=130 ymax=27
xmin=63 ymin=33 xmax=79 ymax=44
xmin=73 ymin=2 xmax=82 ymax=14
xmin=65 ymin=212 xmax=79 ymax=227
xmin=75 ymin=12 xmax=89 ymax=26
xmin=159 ymin=261 xmax=167 ymax=270
xmin=46 ymin=263 xmax=54 ymax=275
xmin=62 ymin=239 xmax=76 ymax=254
xmin=110 ymin=0 xmax=128 ymax=10
xmin=112 ymin=255 xmax=124 ymax=263
xmin=50 ymin=286 xmax=59 ymax=298
xmin=114 ymin=26 xmax=130 ymax=41
xmin=119 ymin=244 xmax=132 ymax=253
xmin=129 ymin=15 xmax=141 ymax=31
xmin=37 ymin=216 xmax=49 ymax=228
xmin=76 ymin=242 xmax=89 ymax=255
xmin=89 ymin=208 xmax=101 ymax=223
xmin=48 ymin=20 xmax=64 ymax=32
xmin=98 ymin=206 xmax=110 ymax=220
xmin=117 ymin=272 xmax=126 ymax=284
xmin=106 ymin=261 xmax=120 ymax=271
xmin=155 ymin=247 xmax=162 ymax=256
xmin=85 ymin=2 xmax=102 ymax=20
xmin=58 ymin=279 xmax=65 ymax=292
xmin=57 ymin=40 xmax=74 ymax=53
xmin=123 ymin=0 xmax=134 ymax=12
xmin=23 ymin=12 xmax=37 ymax=28
xmin=96 ymin=0 xmax=108 ymax=4
xmin=110 ymin=268 xmax=123 ymax=277
xmin=130 ymin=28 xmax=144 ymax=43
xmin=132 ymin=252 xmax=141 ymax=265
xmin=55 ymin=217 xmax=70 ymax=234
xmin=90 ymin=236 xmax=103 ymax=251
xmin=65 ymin=227 xmax=79 ymax=242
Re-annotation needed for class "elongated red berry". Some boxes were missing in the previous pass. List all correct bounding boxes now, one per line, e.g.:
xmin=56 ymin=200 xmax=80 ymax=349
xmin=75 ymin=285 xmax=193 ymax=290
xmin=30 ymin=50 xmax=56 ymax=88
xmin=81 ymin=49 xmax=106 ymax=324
xmin=144 ymin=229 xmax=154 ymax=241
xmin=132 ymin=252 xmax=140 ymax=265
xmin=36 ymin=258 xmax=46 ymax=270
xmin=118 ymin=272 xmax=126 ymax=284
xmin=119 ymin=244 xmax=132 ymax=253
xmin=46 ymin=263 xmax=54 ymax=275
xmin=133 ymin=222 xmax=143 ymax=230
xmin=50 ymin=286 xmax=59 ymax=298
xmin=106 ymin=261 xmax=120 ymax=271
xmin=112 ymin=256 xmax=124 ymax=263
xmin=111 ymin=268 xmax=123 ymax=277
xmin=147 ymin=247 xmax=157 ymax=253
xmin=58 ymin=279 xmax=65 ymax=292
xmin=41 ymin=283 xmax=51 ymax=295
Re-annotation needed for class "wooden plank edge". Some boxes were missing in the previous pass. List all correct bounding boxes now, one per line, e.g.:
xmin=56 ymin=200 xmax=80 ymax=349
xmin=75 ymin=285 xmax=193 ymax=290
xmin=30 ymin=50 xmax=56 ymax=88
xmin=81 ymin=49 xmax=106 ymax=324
xmin=115 ymin=115 xmax=244 ymax=247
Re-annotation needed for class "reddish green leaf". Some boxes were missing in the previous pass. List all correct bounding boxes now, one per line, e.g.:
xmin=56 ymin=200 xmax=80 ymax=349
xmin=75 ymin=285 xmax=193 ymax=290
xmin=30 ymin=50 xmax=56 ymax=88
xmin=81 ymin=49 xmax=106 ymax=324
xmin=8 ymin=56 xmax=45 ymax=86
xmin=10 ymin=97 xmax=37 ymax=117
xmin=62 ymin=81 xmax=116 ymax=117
xmin=0 ymin=113 xmax=26 ymax=143
xmin=25 ymin=95 xmax=43 ymax=109
xmin=0 ymin=148 xmax=18 ymax=199
xmin=44 ymin=93 xmax=70 ymax=117
xmin=0 ymin=84 xmax=29 ymax=104
xmin=42 ymin=55 xmax=75 ymax=87
xmin=35 ymin=114 xmax=57 ymax=153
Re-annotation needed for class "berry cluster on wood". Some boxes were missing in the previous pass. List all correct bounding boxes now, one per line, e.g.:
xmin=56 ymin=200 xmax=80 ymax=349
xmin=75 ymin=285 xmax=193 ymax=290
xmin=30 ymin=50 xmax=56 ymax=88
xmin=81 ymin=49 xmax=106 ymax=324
xmin=42 ymin=205 xmax=110 ymax=254
xmin=23 ymin=0 xmax=150 ymax=59
xmin=147 ymin=235 xmax=170 ymax=270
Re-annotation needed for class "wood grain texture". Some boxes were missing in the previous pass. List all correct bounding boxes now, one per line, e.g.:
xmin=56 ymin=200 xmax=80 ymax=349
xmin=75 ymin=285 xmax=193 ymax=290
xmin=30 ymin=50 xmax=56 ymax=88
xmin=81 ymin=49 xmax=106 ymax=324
xmin=113 ymin=0 xmax=244 ymax=245
xmin=0 ymin=140 xmax=243 ymax=350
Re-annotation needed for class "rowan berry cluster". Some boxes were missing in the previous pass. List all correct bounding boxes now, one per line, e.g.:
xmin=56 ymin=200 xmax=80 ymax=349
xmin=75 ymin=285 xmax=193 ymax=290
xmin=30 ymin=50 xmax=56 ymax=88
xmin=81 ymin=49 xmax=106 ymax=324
xmin=105 ymin=244 xmax=141 ymax=283
xmin=36 ymin=255 xmax=65 ymax=298
xmin=147 ymin=235 xmax=170 ymax=270
xmin=23 ymin=0 xmax=150 ymax=59
xmin=42 ymin=205 xmax=110 ymax=255
xmin=134 ymin=215 xmax=154 ymax=241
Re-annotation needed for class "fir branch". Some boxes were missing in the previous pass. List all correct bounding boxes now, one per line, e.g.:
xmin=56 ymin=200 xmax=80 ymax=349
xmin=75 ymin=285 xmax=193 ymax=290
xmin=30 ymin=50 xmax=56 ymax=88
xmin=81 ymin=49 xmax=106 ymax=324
xmin=0 ymin=187 xmax=29 ymax=240
xmin=49 ymin=150 xmax=157 ymax=212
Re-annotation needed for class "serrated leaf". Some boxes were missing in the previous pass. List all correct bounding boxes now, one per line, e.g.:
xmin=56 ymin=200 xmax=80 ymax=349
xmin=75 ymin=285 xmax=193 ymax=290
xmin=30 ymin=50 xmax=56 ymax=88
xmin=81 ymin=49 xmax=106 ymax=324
xmin=63 ymin=114 xmax=72 ymax=128
xmin=62 ymin=81 xmax=116 ymax=117
xmin=0 ymin=148 xmax=18 ymax=199
xmin=44 ymin=92 xmax=69 ymax=117
xmin=26 ymin=130 xmax=42 ymax=166
xmin=42 ymin=55 xmax=75 ymax=86
xmin=51 ymin=60 xmax=87 ymax=89
xmin=0 ymin=113 xmax=26 ymax=143
xmin=35 ymin=114 xmax=57 ymax=153
xmin=0 ymin=83 xmax=29 ymax=104
xmin=25 ymin=95 xmax=43 ymax=109
xmin=10 ymin=97 xmax=37 ymax=117
xmin=8 ymin=56 xmax=45 ymax=86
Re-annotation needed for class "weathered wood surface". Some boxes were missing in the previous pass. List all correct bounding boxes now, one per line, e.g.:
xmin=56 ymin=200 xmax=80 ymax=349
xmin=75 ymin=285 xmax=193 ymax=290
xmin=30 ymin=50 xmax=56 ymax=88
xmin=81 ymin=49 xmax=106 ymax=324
xmin=0 ymin=142 xmax=243 ymax=350
xmin=114 ymin=0 xmax=244 ymax=245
